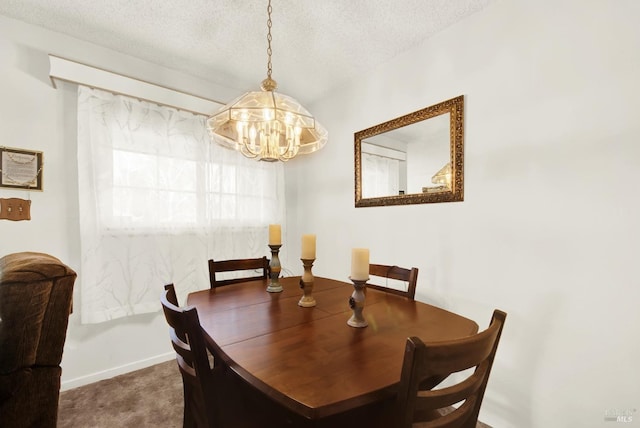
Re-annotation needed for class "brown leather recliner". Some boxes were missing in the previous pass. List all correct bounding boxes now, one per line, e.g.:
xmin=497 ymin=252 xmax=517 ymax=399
xmin=0 ymin=252 xmax=76 ymax=428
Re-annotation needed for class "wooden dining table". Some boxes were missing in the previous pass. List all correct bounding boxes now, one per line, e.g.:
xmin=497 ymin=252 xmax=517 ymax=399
xmin=187 ymin=276 xmax=478 ymax=425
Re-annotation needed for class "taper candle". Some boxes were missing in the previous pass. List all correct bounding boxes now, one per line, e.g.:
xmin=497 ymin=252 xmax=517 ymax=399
xmin=301 ymin=234 xmax=316 ymax=259
xmin=269 ymin=224 xmax=281 ymax=246
xmin=351 ymin=248 xmax=369 ymax=280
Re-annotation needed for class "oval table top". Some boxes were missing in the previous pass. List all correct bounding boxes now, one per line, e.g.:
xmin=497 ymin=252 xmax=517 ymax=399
xmin=187 ymin=276 xmax=478 ymax=421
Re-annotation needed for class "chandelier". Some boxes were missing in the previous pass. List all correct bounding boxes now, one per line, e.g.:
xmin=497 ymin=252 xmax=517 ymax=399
xmin=207 ymin=0 xmax=328 ymax=162
xmin=431 ymin=162 xmax=452 ymax=188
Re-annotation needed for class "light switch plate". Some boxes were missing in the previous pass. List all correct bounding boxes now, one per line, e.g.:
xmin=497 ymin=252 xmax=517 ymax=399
xmin=0 ymin=198 xmax=31 ymax=221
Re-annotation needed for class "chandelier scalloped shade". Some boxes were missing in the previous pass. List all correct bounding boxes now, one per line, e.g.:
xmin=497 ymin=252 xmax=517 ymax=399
xmin=207 ymin=89 xmax=327 ymax=162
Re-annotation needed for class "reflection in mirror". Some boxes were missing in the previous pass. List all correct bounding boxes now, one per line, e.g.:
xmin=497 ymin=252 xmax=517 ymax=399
xmin=355 ymin=95 xmax=464 ymax=207
xmin=361 ymin=113 xmax=450 ymax=197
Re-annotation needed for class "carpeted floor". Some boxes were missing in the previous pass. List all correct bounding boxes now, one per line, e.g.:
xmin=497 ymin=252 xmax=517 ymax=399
xmin=58 ymin=360 xmax=491 ymax=427
xmin=58 ymin=360 xmax=182 ymax=428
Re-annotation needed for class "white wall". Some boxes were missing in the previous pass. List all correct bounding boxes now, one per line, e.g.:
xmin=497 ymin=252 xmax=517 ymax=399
xmin=284 ymin=0 xmax=640 ymax=427
xmin=0 ymin=15 xmax=240 ymax=389
xmin=2 ymin=0 xmax=640 ymax=425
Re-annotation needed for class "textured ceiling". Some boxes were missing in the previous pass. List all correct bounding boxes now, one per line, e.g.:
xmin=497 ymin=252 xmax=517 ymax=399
xmin=0 ymin=0 xmax=494 ymax=105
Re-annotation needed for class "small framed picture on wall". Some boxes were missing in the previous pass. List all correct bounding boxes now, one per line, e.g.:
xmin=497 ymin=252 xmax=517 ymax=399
xmin=0 ymin=146 xmax=44 ymax=191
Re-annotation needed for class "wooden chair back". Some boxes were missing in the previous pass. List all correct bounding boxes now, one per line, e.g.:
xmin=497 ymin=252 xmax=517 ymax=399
xmin=395 ymin=309 xmax=507 ymax=428
xmin=368 ymin=263 xmax=419 ymax=299
xmin=161 ymin=284 xmax=220 ymax=427
xmin=208 ymin=257 xmax=269 ymax=288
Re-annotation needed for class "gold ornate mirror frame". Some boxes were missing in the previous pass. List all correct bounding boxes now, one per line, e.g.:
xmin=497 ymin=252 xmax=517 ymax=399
xmin=354 ymin=95 xmax=464 ymax=207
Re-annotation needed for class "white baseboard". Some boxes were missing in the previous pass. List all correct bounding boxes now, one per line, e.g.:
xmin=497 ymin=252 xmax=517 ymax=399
xmin=60 ymin=352 xmax=175 ymax=391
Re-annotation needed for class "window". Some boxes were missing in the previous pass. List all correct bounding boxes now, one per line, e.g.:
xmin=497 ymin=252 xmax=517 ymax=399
xmin=77 ymin=86 xmax=284 ymax=323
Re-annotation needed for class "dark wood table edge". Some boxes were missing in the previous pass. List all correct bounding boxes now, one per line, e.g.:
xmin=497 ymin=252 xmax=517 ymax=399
xmin=192 ymin=276 xmax=479 ymax=420
xmin=222 ymin=352 xmax=398 ymax=420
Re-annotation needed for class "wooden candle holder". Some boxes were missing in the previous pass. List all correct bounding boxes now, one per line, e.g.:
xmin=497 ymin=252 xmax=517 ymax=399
xmin=298 ymin=258 xmax=316 ymax=307
xmin=267 ymin=244 xmax=283 ymax=293
xmin=347 ymin=277 xmax=368 ymax=328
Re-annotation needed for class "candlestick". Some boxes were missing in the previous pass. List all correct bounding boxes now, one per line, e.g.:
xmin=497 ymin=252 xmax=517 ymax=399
xmin=269 ymin=224 xmax=281 ymax=246
xmin=347 ymin=276 xmax=368 ymax=328
xmin=351 ymin=248 xmax=369 ymax=281
xmin=267 ymin=244 xmax=283 ymax=293
xmin=298 ymin=258 xmax=316 ymax=307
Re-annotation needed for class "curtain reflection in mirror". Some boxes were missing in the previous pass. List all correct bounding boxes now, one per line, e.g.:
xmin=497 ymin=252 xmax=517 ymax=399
xmin=362 ymin=153 xmax=400 ymax=197
xmin=362 ymin=142 xmax=406 ymax=197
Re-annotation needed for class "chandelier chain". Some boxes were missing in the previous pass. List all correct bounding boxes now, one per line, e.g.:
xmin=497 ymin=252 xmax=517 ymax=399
xmin=266 ymin=0 xmax=273 ymax=80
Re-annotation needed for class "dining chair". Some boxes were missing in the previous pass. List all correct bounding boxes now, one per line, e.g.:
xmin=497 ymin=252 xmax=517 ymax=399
xmin=162 ymin=283 xmax=292 ymax=428
xmin=161 ymin=283 xmax=225 ymax=427
xmin=395 ymin=309 xmax=507 ymax=428
xmin=367 ymin=263 xmax=419 ymax=299
xmin=208 ymin=256 xmax=269 ymax=288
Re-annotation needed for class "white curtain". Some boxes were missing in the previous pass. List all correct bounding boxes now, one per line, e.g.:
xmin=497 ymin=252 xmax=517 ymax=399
xmin=77 ymin=86 xmax=285 ymax=324
xmin=362 ymin=152 xmax=400 ymax=198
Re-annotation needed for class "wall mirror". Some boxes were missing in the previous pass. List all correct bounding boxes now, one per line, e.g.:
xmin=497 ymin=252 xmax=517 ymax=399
xmin=354 ymin=95 xmax=464 ymax=207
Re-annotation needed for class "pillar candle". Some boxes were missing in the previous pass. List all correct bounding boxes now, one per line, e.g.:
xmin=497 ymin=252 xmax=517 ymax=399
xmin=269 ymin=224 xmax=281 ymax=245
xmin=301 ymin=234 xmax=316 ymax=259
xmin=351 ymin=248 xmax=369 ymax=280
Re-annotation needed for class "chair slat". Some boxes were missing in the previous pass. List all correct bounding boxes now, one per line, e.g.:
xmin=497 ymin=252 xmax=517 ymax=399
xmin=368 ymin=263 xmax=419 ymax=299
xmin=208 ymin=257 xmax=270 ymax=288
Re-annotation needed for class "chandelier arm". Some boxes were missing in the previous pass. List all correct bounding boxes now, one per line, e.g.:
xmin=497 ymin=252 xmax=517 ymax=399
xmin=240 ymin=143 xmax=261 ymax=158
xmin=241 ymin=129 xmax=262 ymax=157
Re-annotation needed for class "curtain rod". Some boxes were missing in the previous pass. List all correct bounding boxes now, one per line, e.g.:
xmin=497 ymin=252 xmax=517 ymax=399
xmin=48 ymin=54 xmax=224 ymax=116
